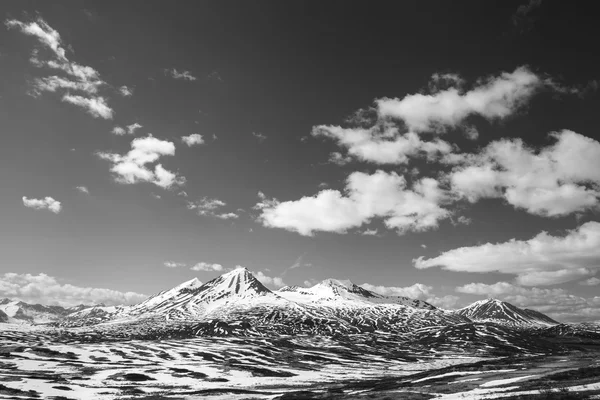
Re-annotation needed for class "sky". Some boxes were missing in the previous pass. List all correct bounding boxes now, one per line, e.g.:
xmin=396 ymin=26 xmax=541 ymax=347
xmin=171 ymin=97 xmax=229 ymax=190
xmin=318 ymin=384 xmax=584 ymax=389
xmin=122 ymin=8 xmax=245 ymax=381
xmin=1 ymin=0 xmax=599 ymax=322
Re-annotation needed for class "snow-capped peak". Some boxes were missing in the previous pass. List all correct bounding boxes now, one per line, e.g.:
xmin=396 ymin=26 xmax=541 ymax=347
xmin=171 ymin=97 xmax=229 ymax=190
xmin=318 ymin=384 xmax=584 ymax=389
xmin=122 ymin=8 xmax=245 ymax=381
xmin=202 ymin=267 xmax=271 ymax=297
xmin=457 ymin=298 xmax=558 ymax=326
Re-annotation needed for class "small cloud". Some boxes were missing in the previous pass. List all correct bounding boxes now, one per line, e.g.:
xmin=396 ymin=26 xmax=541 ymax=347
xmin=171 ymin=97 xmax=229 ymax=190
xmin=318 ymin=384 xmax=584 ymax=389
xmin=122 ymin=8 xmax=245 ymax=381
xmin=178 ymin=191 xmax=188 ymax=197
xmin=181 ymin=133 xmax=204 ymax=147
xmin=318 ymin=182 xmax=329 ymax=189
xmin=216 ymin=212 xmax=239 ymax=220
xmin=361 ymin=229 xmax=379 ymax=236
xmin=119 ymin=85 xmax=133 ymax=97
xmin=151 ymin=193 xmax=161 ymax=199
xmin=212 ymin=134 xmax=218 ymax=141
xmin=22 ymin=196 xmax=62 ymax=213
xmin=207 ymin=71 xmax=223 ymax=81
xmin=164 ymin=261 xmax=186 ymax=268
xmin=126 ymin=123 xmax=142 ymax=135
xmin=191 ymin=262 xmax=223 ymax=272
xmin=165 ymin=68 xmax=197 ymax=81
xmin=111 ymin=126 xmax=126 ymax=135
xmin=252 ymin=132 xmax=267 ymax=142
xmin=421 ymin=244 xmax=427 ymax=249
xmin=97 ymin=135 xmax=184 ymax=189
xmin=580 ymin=277 xmax=600 ymax=286
xmin=75 ymin=186 xmax=89 ymax=194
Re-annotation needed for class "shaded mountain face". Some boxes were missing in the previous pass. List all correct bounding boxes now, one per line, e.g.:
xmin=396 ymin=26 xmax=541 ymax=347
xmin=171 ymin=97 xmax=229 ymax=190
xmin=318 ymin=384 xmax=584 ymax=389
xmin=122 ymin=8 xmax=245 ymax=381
xmin=0 ymin=298 xmax=89 ymax=324
xmin=456 ymin=298 xmax=558 ymax=327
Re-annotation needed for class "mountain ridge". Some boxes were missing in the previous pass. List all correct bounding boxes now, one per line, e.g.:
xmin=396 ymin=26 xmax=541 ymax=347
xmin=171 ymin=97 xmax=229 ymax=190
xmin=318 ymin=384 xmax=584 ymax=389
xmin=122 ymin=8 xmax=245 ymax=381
xmin=1 ymin=271 xmax=560 ymax=335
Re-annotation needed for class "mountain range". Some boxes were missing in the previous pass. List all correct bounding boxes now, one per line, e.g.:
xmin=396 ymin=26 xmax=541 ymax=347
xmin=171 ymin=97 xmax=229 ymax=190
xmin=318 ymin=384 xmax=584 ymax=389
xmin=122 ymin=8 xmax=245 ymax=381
xmin=1 ymin=268 xmax=560 ymax=335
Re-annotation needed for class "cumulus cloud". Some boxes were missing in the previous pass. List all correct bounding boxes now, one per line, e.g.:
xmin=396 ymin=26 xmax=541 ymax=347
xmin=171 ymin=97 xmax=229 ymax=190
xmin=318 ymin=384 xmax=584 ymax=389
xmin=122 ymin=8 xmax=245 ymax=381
xmin=580 ymin=277 xmax=600 ymax=286
xmin=448 ymin=130 xmax=600 ymax=217
xmin=313 ymin=67 xmax=588 ymax=166
xmin=6 ymin=18 xmax=113 ymax=118
xmin=455 ymin=281 xmax=600 ymax=323
xmin=97 ymin=135 xmax=184 ymax=189
xmin=191 ymin=262 xmax=224 ymax=272
xmin=313 ymin=125 xmax=453 ymax=165
xmin=164 ymin=261 xmax=186 ymax=268
xmin=165 ymin=68 xmax=197 ymax=81
xmin=415 ymin=221 xmax=600 ymax=286
xmin=187 ymin=197 xmax=239 ymax=219
xmin=75 ymin=186 xmax=89 ymax=194
xmin=361 ymin=282 xmax=459 ymax=309
xmin=119 ymin=85 xmax=133 ymax=96
xmin=126 ymin=123 xmax=142 ymax=134
xmin=22 ymin=196 xmax=62 ymax=213
xmin=253 ymin=271 xmax=286 ymax=288
xmin=255 ymin=170 xmax=451 ymax=236
xmin=0 ymin=273 xmax=147 ymax=307
xmin=62 ymin=94 xmax=113 ymax=119
xmin=181 ymin=133 xmax=204 ymax=147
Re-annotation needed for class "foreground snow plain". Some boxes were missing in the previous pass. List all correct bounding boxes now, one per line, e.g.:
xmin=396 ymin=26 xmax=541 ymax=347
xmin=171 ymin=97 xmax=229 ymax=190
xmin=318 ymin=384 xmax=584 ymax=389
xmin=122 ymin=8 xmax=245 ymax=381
xmin=1 ymin=326 xmax=600 ymax=400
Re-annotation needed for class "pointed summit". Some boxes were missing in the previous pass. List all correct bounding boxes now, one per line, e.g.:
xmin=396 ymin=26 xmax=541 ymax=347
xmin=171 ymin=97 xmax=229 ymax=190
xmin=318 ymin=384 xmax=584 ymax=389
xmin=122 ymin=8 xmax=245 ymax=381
xmin=457 ymin=298 xmax=558 ymax=326
xmin=201 ymin=267 xmax=271 ymax=298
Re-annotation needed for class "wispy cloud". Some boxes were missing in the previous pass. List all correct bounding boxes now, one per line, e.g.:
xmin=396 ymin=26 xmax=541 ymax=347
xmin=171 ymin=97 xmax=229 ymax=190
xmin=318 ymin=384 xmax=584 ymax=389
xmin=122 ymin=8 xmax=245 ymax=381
xmin=207 ymin=71 xmax=223 ymax=82
xmin=164 ymin=261 xmax=186 ymax=268
xmin=97 ymin=135 xmax=185 ymax=189
xmin=181 ymin=133 xmax=204 ymax=147
xmin=62 ymin=94 xmax=113 ymax=119
xmin=22 ymin=196 xmax=62 ymax=213
xmin=252 ymin=132 xmax=267 ymax=142
xmin=165 ymin=68 xmax=197 ymax=81
xmin=126 ymin=123 xmax=142 ymax=135
xmin=75 ymin=186 xmax=89 ymax=194
xmin=187 ymin=197 xmax=239 ymax=219
xmin=6 ymin=17 xmax=113 ymax=118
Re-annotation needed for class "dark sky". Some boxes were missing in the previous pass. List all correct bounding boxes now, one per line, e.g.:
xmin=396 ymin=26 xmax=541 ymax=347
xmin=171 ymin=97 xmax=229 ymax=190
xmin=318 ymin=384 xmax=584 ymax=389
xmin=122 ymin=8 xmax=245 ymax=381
xmin=1 ymin=0 xmax=599 ymax=321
